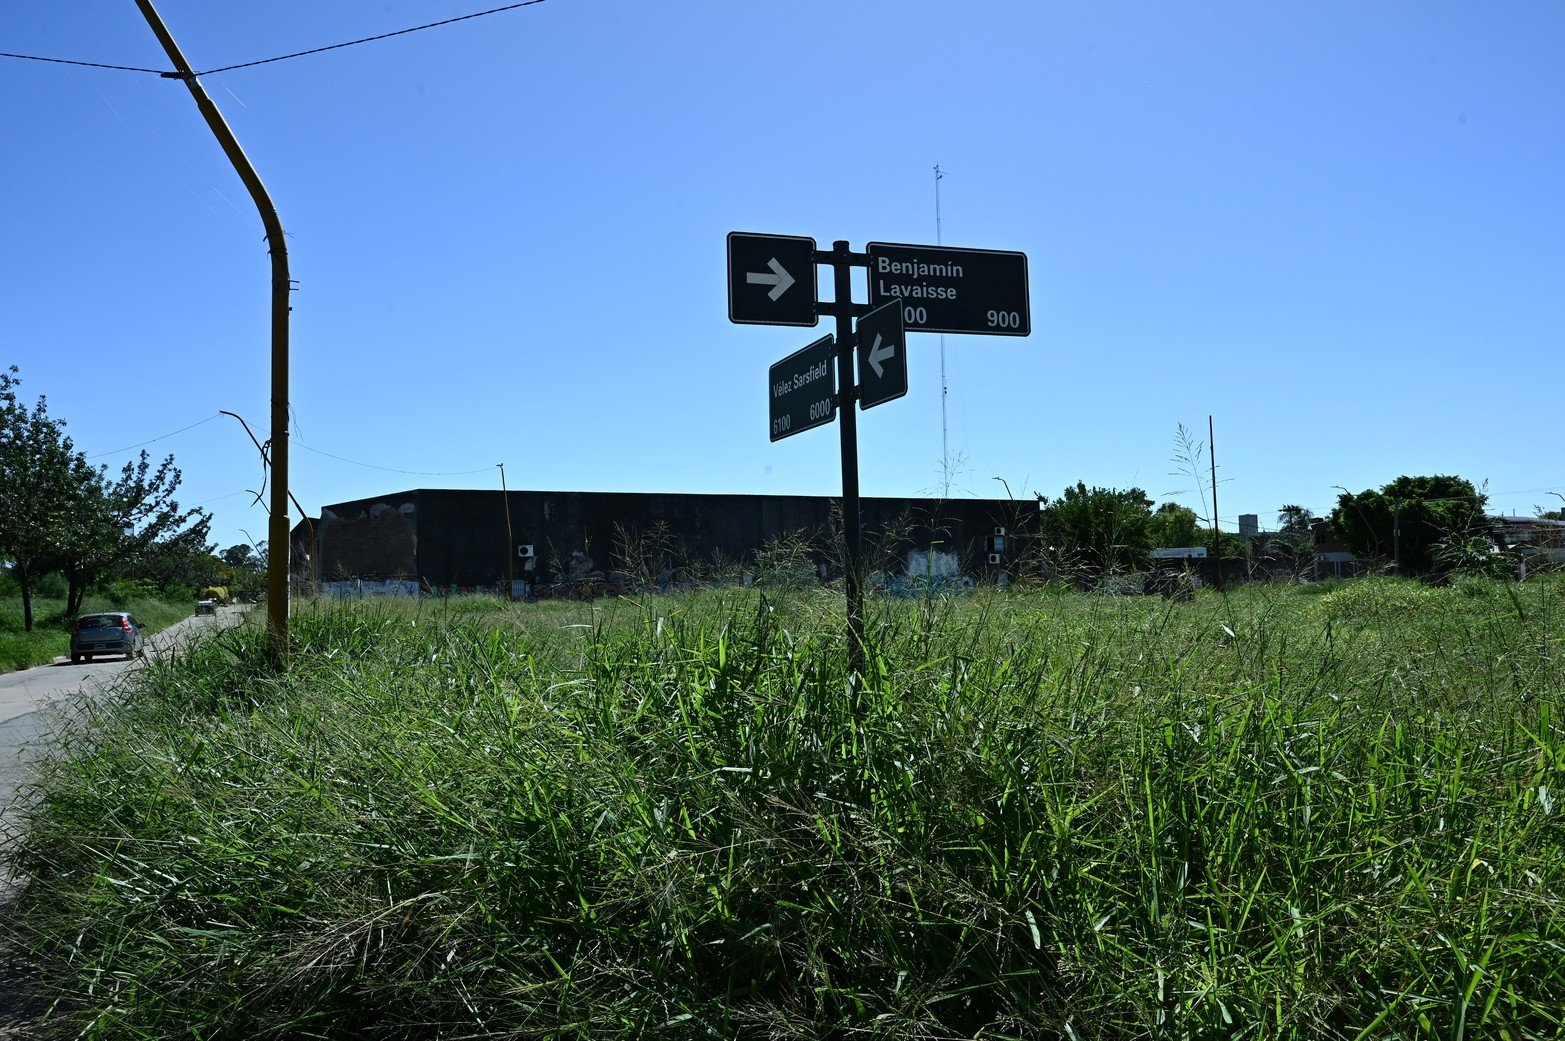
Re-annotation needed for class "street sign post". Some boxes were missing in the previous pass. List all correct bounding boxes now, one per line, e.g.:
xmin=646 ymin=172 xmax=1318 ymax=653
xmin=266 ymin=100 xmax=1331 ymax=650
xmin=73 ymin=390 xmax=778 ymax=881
xmin=728 ymin=231 xmax=819 ymax=327
xmin=865 ymin=241 xmax=1030 ymax=336
xmin=734 ymin=229 xmax=1031 ymax=693
xmin=768 ymin=334 xmax=836 ymax=442
xmin=855 ymin=299 xmax=907 ymax=410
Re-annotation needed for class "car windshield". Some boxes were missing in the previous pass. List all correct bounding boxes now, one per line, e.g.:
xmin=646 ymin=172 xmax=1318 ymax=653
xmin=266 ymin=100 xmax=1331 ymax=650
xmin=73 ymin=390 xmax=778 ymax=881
xmin=79 ymin=615 xmax=120 ymax=628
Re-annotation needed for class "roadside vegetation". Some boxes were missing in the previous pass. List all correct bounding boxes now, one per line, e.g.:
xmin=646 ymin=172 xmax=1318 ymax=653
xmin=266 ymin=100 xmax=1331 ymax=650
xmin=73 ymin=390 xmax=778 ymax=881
xmin=5 ymin=575 xmax=1563 ymax=1039
xmin=0 ymin=576 xmax=191 ymax=672
xmin=1 ymin=365 xmax=267 ymax=672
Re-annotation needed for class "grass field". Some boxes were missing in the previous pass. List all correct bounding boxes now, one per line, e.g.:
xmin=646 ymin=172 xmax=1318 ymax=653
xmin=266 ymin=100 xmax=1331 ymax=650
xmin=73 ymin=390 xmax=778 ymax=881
xmin=0 ymin=591 xmax=191 ymax=672
xmin=4 ymin=577 xmax=1563 ymax=1039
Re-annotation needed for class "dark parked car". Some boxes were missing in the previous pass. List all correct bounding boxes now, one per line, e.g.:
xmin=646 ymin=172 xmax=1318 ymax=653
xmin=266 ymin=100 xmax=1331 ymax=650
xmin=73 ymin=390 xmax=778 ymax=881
xmin=70 ymin=612 xmax=147 ymax=664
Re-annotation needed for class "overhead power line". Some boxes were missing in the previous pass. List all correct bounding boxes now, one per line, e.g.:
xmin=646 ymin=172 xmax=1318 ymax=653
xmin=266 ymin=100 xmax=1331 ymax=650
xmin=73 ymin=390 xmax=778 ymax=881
xmin=190 ymin=0 xmax=551 ymax=76
xmin=2 ymin=0 xmax=551 ymax=78
xmin=294 ymin=440 xmax=497 ymax=478
xmin=0 ymin=51 xmax=165 ymax=74
xmin=88 ymin=413 xmax=222 ymax=458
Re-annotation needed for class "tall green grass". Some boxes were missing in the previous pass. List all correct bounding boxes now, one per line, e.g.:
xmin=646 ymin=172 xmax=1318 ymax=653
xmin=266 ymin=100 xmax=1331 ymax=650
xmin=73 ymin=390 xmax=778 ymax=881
xmin=4 ymin=579 xmax=1563 ymax=1038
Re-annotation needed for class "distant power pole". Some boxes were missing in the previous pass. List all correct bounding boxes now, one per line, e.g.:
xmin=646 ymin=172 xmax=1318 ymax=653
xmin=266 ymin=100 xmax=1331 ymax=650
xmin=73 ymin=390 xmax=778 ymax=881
xmin=136 ymin=0 xmax=292 ymax=668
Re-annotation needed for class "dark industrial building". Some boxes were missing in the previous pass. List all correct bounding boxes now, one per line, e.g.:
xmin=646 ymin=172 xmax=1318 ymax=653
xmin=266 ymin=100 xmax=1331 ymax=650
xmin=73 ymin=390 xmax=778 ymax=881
xmin=292 ymin=488 xmax=1034 ymax=595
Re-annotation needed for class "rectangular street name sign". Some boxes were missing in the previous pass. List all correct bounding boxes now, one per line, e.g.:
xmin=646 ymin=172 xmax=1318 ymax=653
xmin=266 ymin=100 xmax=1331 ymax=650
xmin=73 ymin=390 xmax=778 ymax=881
xmin=768 ymin=334 xmax=836 ymax=441
xmin=856 ymin=299 xmax=907 ymax=411
xmin=728 ymin=231 xmax=819 ymax=327
xmin=865 ymin=242 xmax=1030 ymax=336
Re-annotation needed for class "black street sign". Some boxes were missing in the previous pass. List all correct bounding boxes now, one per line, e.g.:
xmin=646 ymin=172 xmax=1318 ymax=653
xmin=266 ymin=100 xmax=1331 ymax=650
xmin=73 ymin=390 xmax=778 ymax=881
xmin=866 ymin=242 xmax=1030 ymax=336
xmin=768 ymin=334 xmax=836 ymax=442
xmin=856 ymin=299 xmax=907 ymax=410
xmin=728 ymin=231 xmax=818 ymax=327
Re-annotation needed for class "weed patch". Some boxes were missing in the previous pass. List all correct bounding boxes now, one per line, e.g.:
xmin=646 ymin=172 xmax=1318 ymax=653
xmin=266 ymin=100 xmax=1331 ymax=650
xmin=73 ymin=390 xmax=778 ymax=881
xmin=4 ymin=581 xmax=1564 ymax=1038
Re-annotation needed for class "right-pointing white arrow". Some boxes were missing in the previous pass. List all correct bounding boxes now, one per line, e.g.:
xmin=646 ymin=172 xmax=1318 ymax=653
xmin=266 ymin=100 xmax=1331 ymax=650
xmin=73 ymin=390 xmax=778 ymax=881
xmin=867 ymin=333 xmax=896 ymax=378
xmin=746 ymin=257 xmax=795 ymax=301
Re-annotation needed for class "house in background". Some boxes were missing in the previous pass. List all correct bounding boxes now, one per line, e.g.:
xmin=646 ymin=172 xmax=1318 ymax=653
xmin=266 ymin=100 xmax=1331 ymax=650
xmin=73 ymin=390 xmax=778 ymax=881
xmin=1311 ymin=518 xmax=1362 ymax=579
xmin=1491 ymin=515 xmax=1565 ymax=574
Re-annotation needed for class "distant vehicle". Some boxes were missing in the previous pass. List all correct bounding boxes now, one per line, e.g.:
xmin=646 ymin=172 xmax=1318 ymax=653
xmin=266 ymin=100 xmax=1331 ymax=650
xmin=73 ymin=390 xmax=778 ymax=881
xmin=196 ymin=599 xmax=217 ymax=615
xmin=70 ymin=612 xmax=146 ymax=664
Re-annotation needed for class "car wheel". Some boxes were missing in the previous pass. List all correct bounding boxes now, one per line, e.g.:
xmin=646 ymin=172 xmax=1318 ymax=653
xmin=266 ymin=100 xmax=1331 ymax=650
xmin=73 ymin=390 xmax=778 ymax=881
xmin=82 ymin=654 xmax=92 ymax=663
xmin=71 ymin=653 xmax=82 ymax=665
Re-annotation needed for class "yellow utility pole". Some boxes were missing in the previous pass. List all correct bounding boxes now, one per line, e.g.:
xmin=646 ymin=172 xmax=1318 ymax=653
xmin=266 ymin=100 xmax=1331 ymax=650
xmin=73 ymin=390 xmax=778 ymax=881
xmin=499 ymin=463 xmax=515 ymax=598
xmin=135 ymin=1 xmax=291 ymax=668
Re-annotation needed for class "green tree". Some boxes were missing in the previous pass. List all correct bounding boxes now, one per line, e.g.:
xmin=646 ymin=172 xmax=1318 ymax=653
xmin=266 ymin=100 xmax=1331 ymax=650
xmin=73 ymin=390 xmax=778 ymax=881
xmin=1267 ymin=504 xmax=1316 ymax=566
xmin=55 ymin=451 xmax=212 ymax=617
xmin=216 ymin=541 xmax=267 ymax=599
xmin=1330 ymin=475 xmax=1488 ymax=574
xmin=220 ymin=543 xmax=258 ymax=570
xmin=1147 ymin=502 xmax=1201 ymax=549
xmin=1199 ymin=528 xmax=1254 ymax=560
xmin=1037 ymin=483 xmax=1154 ymax=578
xmin=132 ymin=540 xmax=225 ymax=595
xmin=1278 ymin=504 xmax=1315 ymax=535
xmin=0 ymin=367 xmax=87 ymax=631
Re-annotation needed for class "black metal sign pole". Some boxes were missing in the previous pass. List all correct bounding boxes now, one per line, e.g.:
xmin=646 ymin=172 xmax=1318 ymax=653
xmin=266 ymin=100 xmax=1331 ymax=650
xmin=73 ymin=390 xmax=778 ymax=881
xmin=822 ymin=241 xmax=867 ymax=684
xmin=739 ymin=230 xmax=1028 ymax=700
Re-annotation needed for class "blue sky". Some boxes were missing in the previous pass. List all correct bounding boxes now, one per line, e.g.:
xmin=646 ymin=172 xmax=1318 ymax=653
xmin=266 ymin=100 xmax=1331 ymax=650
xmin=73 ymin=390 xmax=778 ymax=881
xmin=4 ymin=1 xmax=1563 ymax=556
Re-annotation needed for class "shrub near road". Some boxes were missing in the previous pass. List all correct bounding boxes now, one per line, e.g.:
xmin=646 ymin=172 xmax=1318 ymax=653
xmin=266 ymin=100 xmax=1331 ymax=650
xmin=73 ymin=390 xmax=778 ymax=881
xmin=6 ymin=580 xmax=1565 ymax=1039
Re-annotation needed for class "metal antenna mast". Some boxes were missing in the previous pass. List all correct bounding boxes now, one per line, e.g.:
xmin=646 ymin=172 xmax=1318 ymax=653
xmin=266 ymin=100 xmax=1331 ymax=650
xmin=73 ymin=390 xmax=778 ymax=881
xmin=934 ymin=164 xmax=949 ymax=496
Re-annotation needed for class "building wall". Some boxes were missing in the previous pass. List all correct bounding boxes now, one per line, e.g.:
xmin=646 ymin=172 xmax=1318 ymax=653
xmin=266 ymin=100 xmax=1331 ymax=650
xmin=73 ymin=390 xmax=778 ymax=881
xmin=314 ymin=488 xmax=1033 ymax=591
xmin=316 ymin=495 xmax=420 ymax=583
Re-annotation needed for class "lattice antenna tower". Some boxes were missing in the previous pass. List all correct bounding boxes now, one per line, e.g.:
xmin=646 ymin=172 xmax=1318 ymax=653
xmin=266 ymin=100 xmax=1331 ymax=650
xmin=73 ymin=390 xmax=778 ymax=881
xmin=934 ymin=164 xmax=949 ymax=497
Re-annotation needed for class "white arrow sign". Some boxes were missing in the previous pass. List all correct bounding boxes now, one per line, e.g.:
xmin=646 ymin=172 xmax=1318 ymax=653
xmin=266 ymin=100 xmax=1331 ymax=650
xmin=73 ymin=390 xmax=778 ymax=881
xmin=746 ymin=257 xmax=796 ymax=301
xmin=866 ymin=333 xmax=896 ymax=378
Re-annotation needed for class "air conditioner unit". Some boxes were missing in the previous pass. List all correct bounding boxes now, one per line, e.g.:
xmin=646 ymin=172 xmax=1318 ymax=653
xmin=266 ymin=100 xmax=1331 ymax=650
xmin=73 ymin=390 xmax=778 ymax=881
xmin=993 ymin=526 xmax=1007 ymax=536
xmin=518 ymin=544 xmax=535 ymax=558
xmin=987 ymin=552 xmax=1002 ymax=565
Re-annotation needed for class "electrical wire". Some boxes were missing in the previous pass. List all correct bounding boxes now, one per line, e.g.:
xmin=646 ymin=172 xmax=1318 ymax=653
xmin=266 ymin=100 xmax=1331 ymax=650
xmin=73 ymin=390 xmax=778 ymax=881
xmin=0 ymin=51 xmax=165 ymax=74
xmin=294 ymin=440 xmax=497 ymax=478
xmin=87 ymin=413 xmax=222 ymax=458
xmin=191 ymin=0 xmax=551 ymax=76
xmin=3 ymin=0 xmax=551 ymax=78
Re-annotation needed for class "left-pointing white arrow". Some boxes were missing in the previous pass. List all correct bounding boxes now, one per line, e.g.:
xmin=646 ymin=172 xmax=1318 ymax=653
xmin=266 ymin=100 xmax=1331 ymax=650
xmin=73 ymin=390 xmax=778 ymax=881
xmin=867 ymin=333 xmax=896 ymax=378
xmin=746 ymin=257 xmax=795 ymax=301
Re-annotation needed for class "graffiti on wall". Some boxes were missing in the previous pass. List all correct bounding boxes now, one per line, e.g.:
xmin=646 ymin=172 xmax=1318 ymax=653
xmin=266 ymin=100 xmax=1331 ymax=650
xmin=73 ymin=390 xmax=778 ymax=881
xmin=323 ymin=579 xmax=420 ymax=599
xmin=874 ymin=547 xmax=975 ymax=598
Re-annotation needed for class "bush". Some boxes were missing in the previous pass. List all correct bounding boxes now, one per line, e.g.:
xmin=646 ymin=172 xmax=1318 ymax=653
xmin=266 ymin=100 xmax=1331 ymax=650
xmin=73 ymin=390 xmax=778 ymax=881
xmin=98 ymin=578 xmax=163 ymax=606
xmin=1312 ymin=576 xmax=1443 ymax=622
xmin=32 ymin=572 xmax=67 ymax=600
